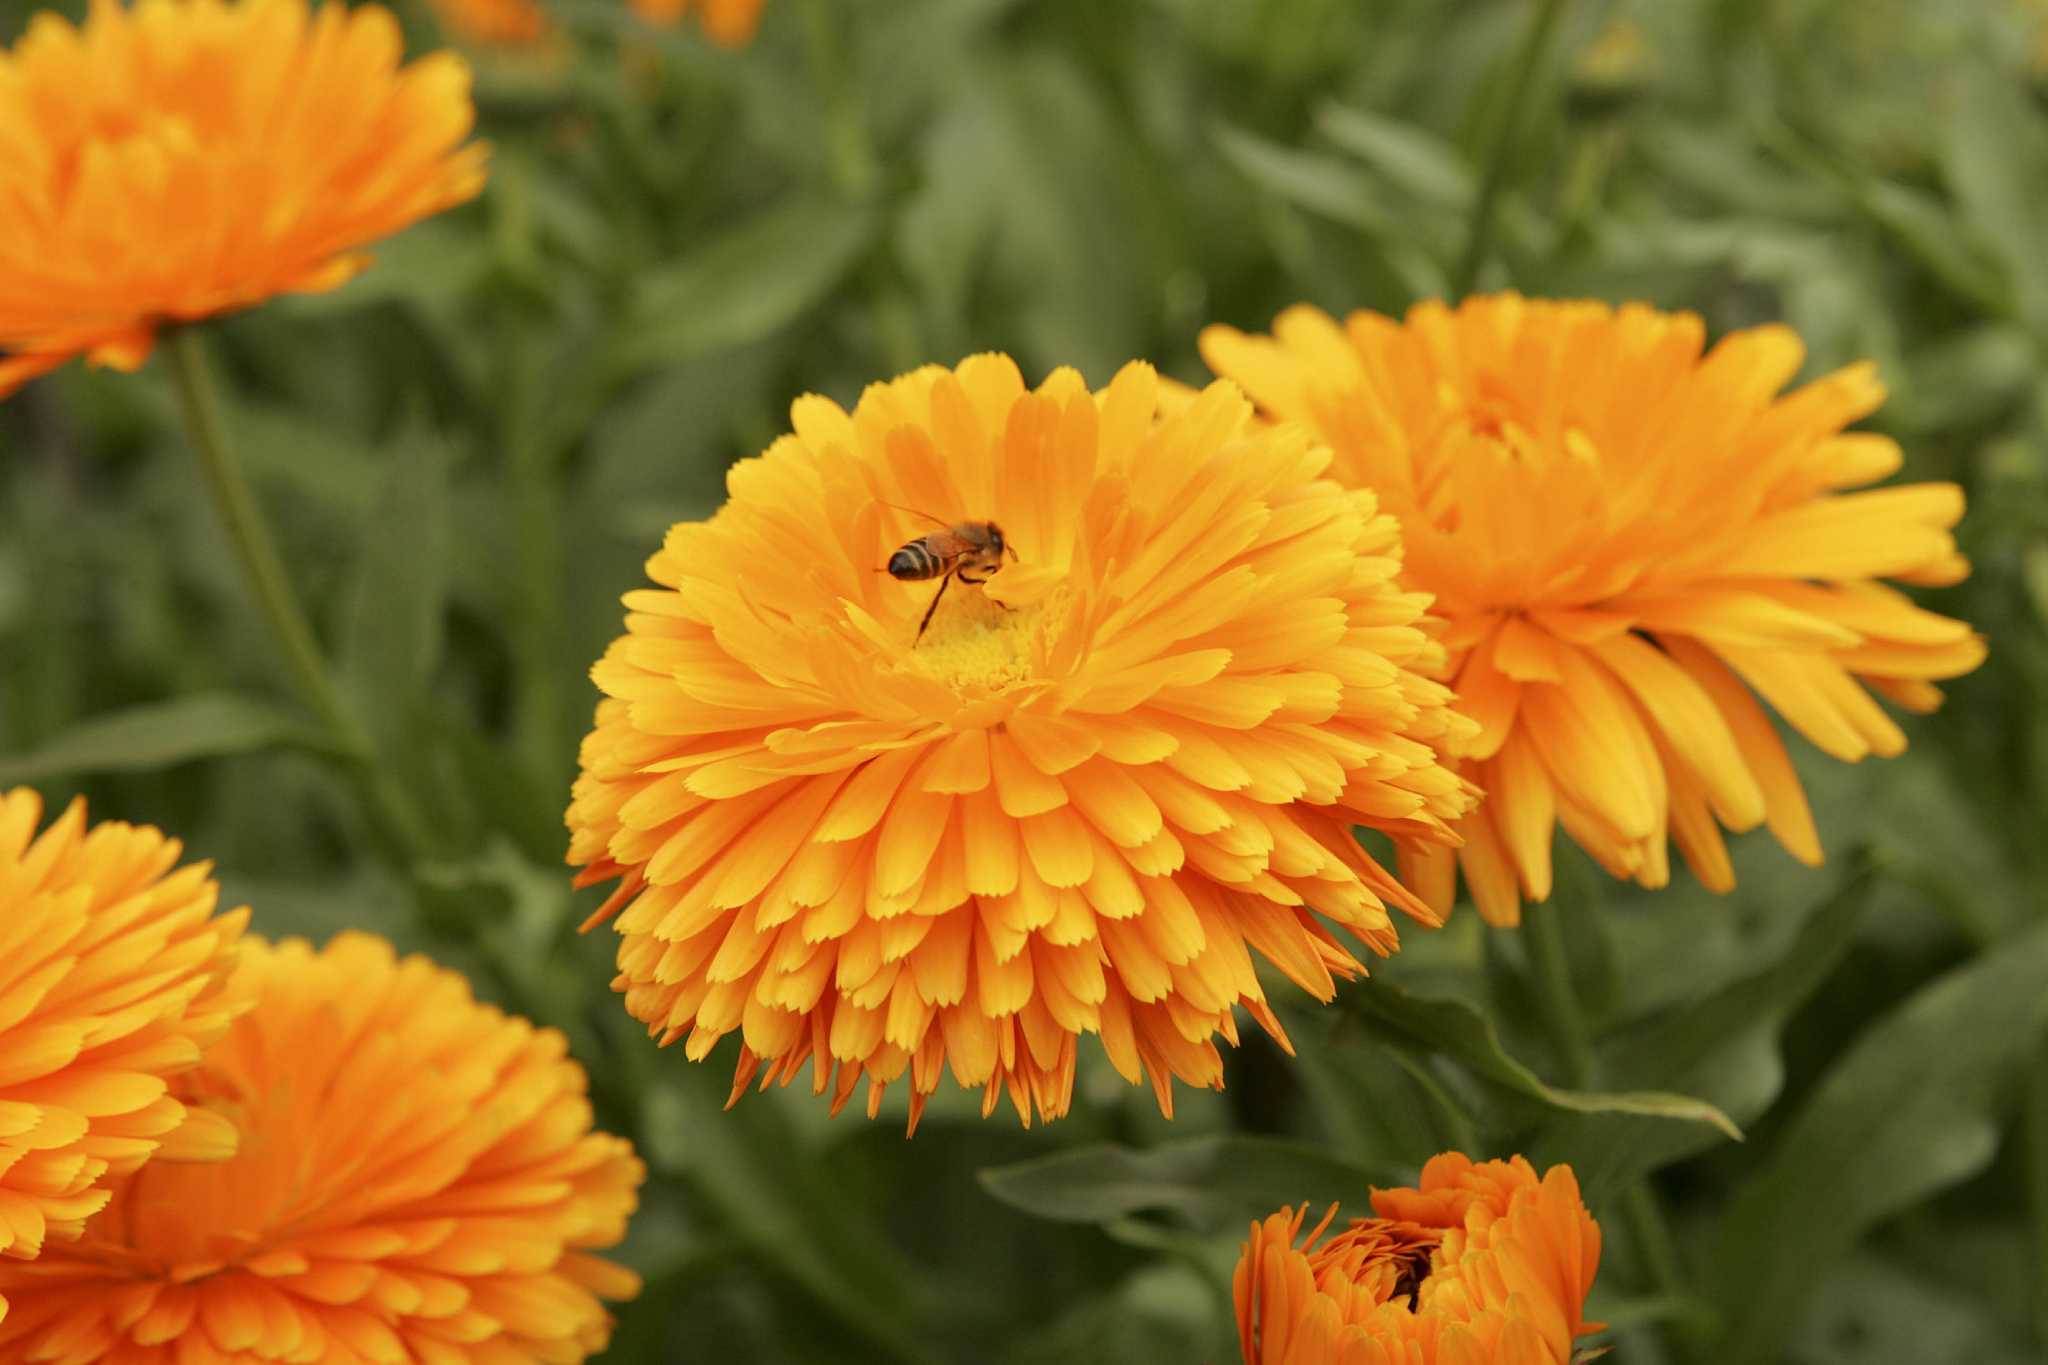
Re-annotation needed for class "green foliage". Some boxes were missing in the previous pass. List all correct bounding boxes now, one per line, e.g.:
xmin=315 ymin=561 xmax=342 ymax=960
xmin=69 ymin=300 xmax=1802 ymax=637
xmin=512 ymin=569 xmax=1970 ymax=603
xmin=0 ymin=693 xmax=324 ymax=785
xmin=1710 ymin=923 xmax=2048 ymax=1362
xmin=4 ymin=1 xmax=2047 ymax=1363
xmin=980 ymin=1134 xmax=1408 ymax=1231
xmin=1339 ymin=976 xmax=1743 ymax=1148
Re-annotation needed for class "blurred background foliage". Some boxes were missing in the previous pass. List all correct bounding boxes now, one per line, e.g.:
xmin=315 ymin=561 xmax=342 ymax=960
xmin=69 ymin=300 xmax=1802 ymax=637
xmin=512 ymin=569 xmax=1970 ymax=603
xmin=4 ymin=0 xmax=2048 ymax=1361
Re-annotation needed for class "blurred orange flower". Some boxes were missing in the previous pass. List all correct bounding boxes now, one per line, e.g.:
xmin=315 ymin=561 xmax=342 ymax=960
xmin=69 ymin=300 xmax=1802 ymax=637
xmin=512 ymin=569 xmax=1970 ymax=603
xmin=0 ymin=789 xmax=249 ymax=1325
xmin=1204 ymin=296 xmax=1984 ymax=925
xmin=568 ymin=355 xmax=1476 ymax=1129
xmin=0 ymin=0 xmax=487 ymax=398
xmin=1235 ymin=1153 xmax=1603 ymax=1364
xmin=627 ymin=0 xmax=766 ymax=45
xmin=0 ymin=931 xmax=644 ymax=1361
xmin=428 ymin=0 xmax=550 ymax=46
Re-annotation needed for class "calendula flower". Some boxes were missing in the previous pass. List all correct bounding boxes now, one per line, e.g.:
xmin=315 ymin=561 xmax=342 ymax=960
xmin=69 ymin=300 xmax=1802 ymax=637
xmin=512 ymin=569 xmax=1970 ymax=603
xmin=1203 ymin=296 xmax=1984 ymax=925
xmin=0 ymin=0 xmax=487 ymax=398
xmin=626 ymin=0 xmax=765 ymax=45
xmin=0 ymin=931 xmax=644 ymax=1362
xmin=1235 ymin=1153 xmax=1603 ymax=1365
xmin=567 ymin=355 xmax=1477 ymax=1129
xmin=0 ymin=789 xmax=249 ymax=1324
xmin=427 ymin=0 xmax=550 ymax=46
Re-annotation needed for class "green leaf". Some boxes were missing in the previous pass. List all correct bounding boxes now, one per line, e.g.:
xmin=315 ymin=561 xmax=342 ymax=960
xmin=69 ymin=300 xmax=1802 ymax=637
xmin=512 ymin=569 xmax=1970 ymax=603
xmin=642 ymin=1078 xmax=940 ymax=1365
xmin=1707 ymin=921 xmax=2048 ymax=1361
xmin=996 ymin=1264 xmax=1223 ymax=1365
xmin=1213 ymin=122 xmax=1388 ymax=233
xmin=1530 ymin=864 xmax=1878 ymax=1197
xmin=900 ymin=53 xmax=1165 ymax=379
xmin=341 ymin=431 xmax=450 ymax=746
xmin=271 ymin=218 xmax=489 ymax=318
xmin=227 ymin=399 xmax=382 ymax=516
xmin=0 ymin=693 xmax=322 ymax=785
xmin=1639 ymin=124 xmax=1837 ymax=220
xmin=1790 ymin=1251 xmax=2040 ymax=1365
xmin=616 ymin=196 xmax=878 ymax=372
xmin=1315 ymin=104 xmax=1473 ymax=207
xmin=1341 ymin=979 xmax=1742 ymax=1142
xmin=1289 ymin=1009 xmax=1480 ymax=1167
xmin=1852 ymin=179 xmax=2009 ymax=319
xmin=978 ymin=1134 xmax=1406 ymax=1234
xmin=1889 ymin=324 xmax=2035 ymax=433
xmin=1943 ymin=64 xmax=2048 ymax=330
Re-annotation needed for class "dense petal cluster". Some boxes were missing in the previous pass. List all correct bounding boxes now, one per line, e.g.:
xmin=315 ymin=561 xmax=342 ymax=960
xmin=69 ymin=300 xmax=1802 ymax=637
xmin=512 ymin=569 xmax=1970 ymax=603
xmin=625 ymin=0 xmax=766 ymax=45
xmin=0 ymin=0 xmax=487 ymax=397
xmin=0 ymin=789 xmax=249 ymax=1324
xmin=1235 ymin=1153 xmax=1602 ymax=1365
xmin=1204 ymin=295 xmax=1984 ymax=924
xmin=568 ymin=355 xmax=1477 ymax=1128
xmin=0 ymin=932 xmax=644 ymax=1362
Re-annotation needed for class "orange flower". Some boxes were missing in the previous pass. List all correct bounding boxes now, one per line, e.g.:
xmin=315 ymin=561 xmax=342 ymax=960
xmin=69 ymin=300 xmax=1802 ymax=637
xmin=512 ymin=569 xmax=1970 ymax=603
xmin=0 ymin=931 xmax=644 ymax=1362
xmin=0 ymin=789 xmax=249 ymax=1324
xmin=1203 ymin=296 xmax=1984 ymax=924
xmin=427 ymin=0 xmax=550 ymax=46
xmin=1235 ymin=1153 xmax=1603 ymax=1365
xmin=626 ymin=0 xmax=766 ymax=45
xmin=567 ymin=355 xmax=1476 ymax=1129
xmin=0 ymin=0 xmax=487 ymax=398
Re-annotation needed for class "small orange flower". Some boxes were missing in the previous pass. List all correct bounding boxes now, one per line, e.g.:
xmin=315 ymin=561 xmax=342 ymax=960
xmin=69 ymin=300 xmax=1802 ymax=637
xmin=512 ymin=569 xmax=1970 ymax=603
xmin=1204 ymin=296 xmax=1984 ymax=924
xmin=0 ymin=931 xmax=644 ymax=1362
xmin=0 ymin=789 xmax=250 ymax=1324
xmin=626 ymin=0 xmax=766 ymax=45
xmin=568 ymin=356 xmax=1476 ymax=1129
xmin=1235 ymin=1153 xmax=1603 ymax=1365
xmin=0 ymin=0 xmax=488 ymax=398
xmin=427 ymin=0 xmax=550 ymax=46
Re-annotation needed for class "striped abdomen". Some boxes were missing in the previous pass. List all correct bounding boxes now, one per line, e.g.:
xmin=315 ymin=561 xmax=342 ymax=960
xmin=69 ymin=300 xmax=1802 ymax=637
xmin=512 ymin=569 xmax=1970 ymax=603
xmin=887 ymin=538 xmax=952 ymax=580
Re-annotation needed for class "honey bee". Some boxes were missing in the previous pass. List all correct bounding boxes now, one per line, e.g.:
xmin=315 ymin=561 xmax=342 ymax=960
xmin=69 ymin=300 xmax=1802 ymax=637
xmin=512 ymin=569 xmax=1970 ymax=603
xmin=881 ymin=509 xmax=1013 ymax=642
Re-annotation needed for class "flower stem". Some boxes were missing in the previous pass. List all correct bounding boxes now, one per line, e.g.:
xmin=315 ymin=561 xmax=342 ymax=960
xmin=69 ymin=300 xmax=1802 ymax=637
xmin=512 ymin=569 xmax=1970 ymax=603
xmin=795 ymin=0 xmax=923 ymax=372
xmin=164 ymin=327 xmax=430 ymax=862
xmin=1452 ymin=0 xmax=1571 ymax=297
xmin=500 ymin=317 xmax=570 ymax=800
xmin=797 ymin=0 xmax=876 ymax=198
xmin=1522 ymin=898 xmax=1700 ymax=1364
xmin=1522 ymin=902 xmax=1596 ymax=1088
xmin=2028 ymin=1037 xmax=2048 ymax=1353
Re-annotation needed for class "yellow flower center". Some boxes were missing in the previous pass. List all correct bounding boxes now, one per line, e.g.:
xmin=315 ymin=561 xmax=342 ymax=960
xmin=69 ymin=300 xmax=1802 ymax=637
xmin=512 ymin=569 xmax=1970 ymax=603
xmin=894 ymin=578 xmax=1067 ymax=695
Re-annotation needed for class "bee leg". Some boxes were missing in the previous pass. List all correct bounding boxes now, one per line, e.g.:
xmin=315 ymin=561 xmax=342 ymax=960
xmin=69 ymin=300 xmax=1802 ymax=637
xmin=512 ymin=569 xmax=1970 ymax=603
xmin=957 ymin=565 xmax=1014 ymax=612
xmin=915 ymin=570 xmax=955 ymax=643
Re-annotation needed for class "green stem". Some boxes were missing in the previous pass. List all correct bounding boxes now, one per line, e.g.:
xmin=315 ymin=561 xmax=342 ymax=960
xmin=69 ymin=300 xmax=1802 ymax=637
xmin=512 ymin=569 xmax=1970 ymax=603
xmin=164 ymin=328 xmax=431 ymax=862
xmin=797 ymin=0 xmax=877 ymax=197
xmin=796 ymin=0 xmax=926 ymax=373
xmin=1622 ymin=1183 xmax=1691 ymax=1318
xmin=1523 ymin=898 xmax=1699 ymax=1364
xmin=2028 ymin=1037 xmax=2048 ymax=1353
xmin=1452 ymin=0 xmax=1571 ymax=297
xmin=1522 ymin=903 xmax=1597 ymax=1088
xmin=501 ymin=321 xmax=569 ymax=799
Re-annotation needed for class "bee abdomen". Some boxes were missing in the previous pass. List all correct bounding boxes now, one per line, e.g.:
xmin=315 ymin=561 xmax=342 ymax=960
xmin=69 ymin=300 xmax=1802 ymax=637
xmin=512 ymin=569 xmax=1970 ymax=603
xmin=888 ymin=542 xmax=941 ymax=579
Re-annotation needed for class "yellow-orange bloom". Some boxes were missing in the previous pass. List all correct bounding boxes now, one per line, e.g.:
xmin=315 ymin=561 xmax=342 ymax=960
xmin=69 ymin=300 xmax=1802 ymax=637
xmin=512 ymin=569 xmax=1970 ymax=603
xmin=0 ymin=789 xmax=249 ymax=1324
xmin=0 ymin=0 xmax=488 ymax=398
xmin=626 ymin=0 xmax=765 ymax=45
xmin=1235 ymin=1153 xmax=1603 ymax=1365
xmin=427 ymin=0 xmax=550 ymax=46
xmin=1203 ymin=296 xmax=1985 ymax=925
xmin=567 ymin=355 xmax=1476 ymax=1129
xmin=0 ymin=931 xmax=644 ymax=1362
